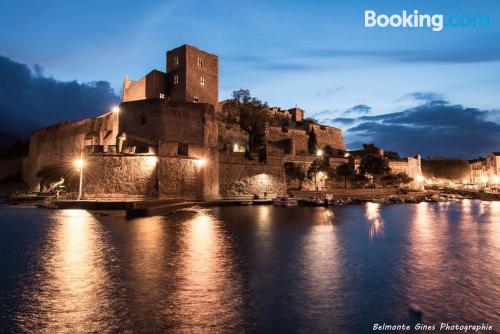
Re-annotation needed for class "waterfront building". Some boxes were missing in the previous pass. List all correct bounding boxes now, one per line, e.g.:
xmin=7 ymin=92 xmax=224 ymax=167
xmin=22 ymin=45 xmax=421 ymax=199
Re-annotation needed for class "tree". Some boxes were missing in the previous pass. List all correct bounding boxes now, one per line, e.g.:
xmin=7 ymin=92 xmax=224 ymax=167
xmin=421 ymin=158 xmax=469 ymax=180
xmin=221 ymin=89 xmax=269 ymax=152
xmin=284 ymin=162 xmax=307 ymax=191
xmin=351 ymin=173 xmax=369 ymax=189
xmin=303 ymin=117 xmax=318 ymax=124
xmin=359 ymin=154 xmax=391 ymax=184
xmin=307 ymin=159 xmax=326 ymax=190
xmin=335 ymin=162 xmax=356 ymax=188
xmin=381 ymin=172 xmax=414 ymax=188
xmin=384 ymin=150 xmax=400 ymax=160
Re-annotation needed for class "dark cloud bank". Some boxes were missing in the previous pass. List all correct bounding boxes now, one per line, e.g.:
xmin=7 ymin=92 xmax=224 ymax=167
xmin=332 ymin=96 xmax=500 ymax=159
xmin=0 ymin=55 xmax=119 ymax=145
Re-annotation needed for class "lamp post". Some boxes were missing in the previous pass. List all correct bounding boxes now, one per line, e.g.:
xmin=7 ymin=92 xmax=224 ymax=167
xmin=74 ymin=158 xmax=84 ymax=200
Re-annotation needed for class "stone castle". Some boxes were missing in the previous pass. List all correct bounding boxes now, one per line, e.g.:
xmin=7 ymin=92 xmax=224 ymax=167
xmin=22 ymin=45 xmax=420 ymax=199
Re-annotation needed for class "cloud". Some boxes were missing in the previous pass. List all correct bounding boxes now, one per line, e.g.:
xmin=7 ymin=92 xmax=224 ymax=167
xmin=344 ymin=104 xmax=372 ymax=115
xmin=329 ymin=117 xmax=357 ymax=125
xmin=0 ymin=55 xmax=120 ymax=141
xmin=345 ymin=94 xmax=500 ymax=158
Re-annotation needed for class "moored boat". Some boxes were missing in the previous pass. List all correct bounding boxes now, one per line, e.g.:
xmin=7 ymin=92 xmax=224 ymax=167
xmin=273 ymin=197 xmax=298 ymax=207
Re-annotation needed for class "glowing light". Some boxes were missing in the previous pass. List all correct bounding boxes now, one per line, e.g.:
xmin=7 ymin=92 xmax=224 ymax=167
xmin=481 ymin=176 xmax=489 ymax=184
xmin=146 ymin=156 xmax=157 ymax=167
xmin=74 ymin=158 xmax=84 ymax=169
xmin=492 ymin=175 xmax=499 ymax=184
xmin=344 ymin=152 xmax=350 ymax=158
xmin=416 ymin=175 xmax=425 ymax=183
xmin=233 ymin=144 xmax=239 ymax=152
xmin=365 ymin=202 xmax=384 ymax=239
xmin=316 ymin=149 xmax=323 ymax=157
xmin=112 ymin=106 xmax=120 ymax=113
xmin=195 ymin=158 xmax=207 ymax=167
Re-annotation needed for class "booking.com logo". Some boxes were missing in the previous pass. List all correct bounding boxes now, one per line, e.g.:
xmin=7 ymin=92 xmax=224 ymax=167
xmin=365 ymin=10 xmax=491 ymax=32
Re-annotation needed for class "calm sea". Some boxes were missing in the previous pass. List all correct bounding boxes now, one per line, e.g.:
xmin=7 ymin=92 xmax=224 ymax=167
xmin=0 ymin=201 xmax=499 ymax=333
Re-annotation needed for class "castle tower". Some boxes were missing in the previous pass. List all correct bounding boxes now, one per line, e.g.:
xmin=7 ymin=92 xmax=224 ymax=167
xmin=166 ymin=45 xmax=218 ymax=106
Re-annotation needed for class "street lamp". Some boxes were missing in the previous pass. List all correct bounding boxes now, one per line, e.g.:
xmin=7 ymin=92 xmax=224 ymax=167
xmin=74 ymin=158 xmax=84 ymax=200
xmin=316 ymin=149 xmax=323 ymax=157
xmin=195 ymin=158 xmax=207 ymax=167
xmin=112 ymin=106 xmax=120 ymax=113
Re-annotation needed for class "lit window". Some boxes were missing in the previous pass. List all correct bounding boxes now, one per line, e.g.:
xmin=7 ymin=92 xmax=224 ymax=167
xmin=197 ymin=58 xmax=203 ymax=67
xmin=200 ymin=76 xmax=205 ymax=86
xmin=174 ymin=75 xmax=179 ymax=85
xmin=193 ymin=96 xmax=199 ymax=103
xmin=174 ymin=57 xmax=179 ymax=66
xmin=159 ymin=93 xmax=165 ymax=99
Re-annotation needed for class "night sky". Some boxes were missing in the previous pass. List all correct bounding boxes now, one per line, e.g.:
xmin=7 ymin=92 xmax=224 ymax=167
xmin=0 ymin=0 xmax=499 ymax=158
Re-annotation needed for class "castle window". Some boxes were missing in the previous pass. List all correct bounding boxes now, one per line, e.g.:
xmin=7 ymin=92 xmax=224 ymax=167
xmin=174 ymin=75 xmax=179 ymax=85
xmin=197 ymin=58 xmax=203 ymax=67
xmin=140 ymin=116 xmax=146 ymax=125
xmin=193 ymin=96 xmax=199 ymax=103
xmin=178 ymin=143 xmax=188 ymax=156
xmin=200 ymin=76 xmax=205 ymax=86
xmin=159 ymin=93 xmax=165 ymax=99
xmin=174 ymin=56 xmax=179 ymax=66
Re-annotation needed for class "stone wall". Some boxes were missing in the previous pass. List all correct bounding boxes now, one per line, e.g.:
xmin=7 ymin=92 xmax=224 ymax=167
xmin=83 ymin=155 xmax=157 ymax=198
xmin=267 ymin=123 xmax=345 ymax=154
xmin=24 ymin=113 xmax=118 ymax=190
xmin=119 ymin=100 xmax=218 ymax=147
xmin=389 ymin=156 xmax=423 ymax=190
xmin=158 ymin=157 xmax=200 ymax=199
xmin=80 ymin=154 xmax=217 ymax=200
xmin=218 ymin=152 xmax=286 ymax=197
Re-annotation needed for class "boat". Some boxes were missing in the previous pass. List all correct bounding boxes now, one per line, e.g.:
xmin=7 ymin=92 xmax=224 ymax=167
xmin=273 ymin=197 xmax=298 ymax=207
xmin=301 ymin=197 xmax=325 ymax=206
xmin=240 ymin=201 xmax=253 ymax=206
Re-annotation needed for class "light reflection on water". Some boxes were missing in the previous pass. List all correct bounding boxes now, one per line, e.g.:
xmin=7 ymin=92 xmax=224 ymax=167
xmin=15 ymin=209 xmax=121 ymax=333
xmin=364 ymin=202 xmax=384 ymax=239
xmin=1 ymin=201 xmax=500 ymax=333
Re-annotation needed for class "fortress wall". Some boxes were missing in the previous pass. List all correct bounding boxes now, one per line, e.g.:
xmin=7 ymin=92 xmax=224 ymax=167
xmin=123 ymin=77 xmax=147 ymax=102
xmin=313 ymin=125 xmax=346 ymax=151
xmin=218 ymin=152 xmax=286 ymax=197
xmin=24 ymin=113 xmax=117 ymax=190
xmin=268 ymin=125 xmax=346 ymax=154
xmin=82 ymin=153 xmax=218 ymax=200
xmin=83 ymin=155 xmax=156 ymax=198
xmin=119 ymin=100 xmax=217 ymax=147
xmin=158 ymin=157 xmax=199 ymax=199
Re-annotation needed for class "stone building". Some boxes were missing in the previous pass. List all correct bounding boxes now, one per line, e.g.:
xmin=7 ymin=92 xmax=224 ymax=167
xmin=468 ymin=153 xmax=500 ymax=186
xmin=348 ymin=144 xmax=424 ymax=190
xmin=469 ymin=158 xmax=488 ymax=185
xmin=22 ymin=44 xmax=356 ymax=199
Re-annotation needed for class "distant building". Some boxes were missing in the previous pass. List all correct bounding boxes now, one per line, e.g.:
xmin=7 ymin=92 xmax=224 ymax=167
xmin=469 ymin=158 xmax=488 ymax=185
xmin=468 ymin=153 xmax=500 ymax=186
xmin=348 ymin=144 xmax=424 ymax=190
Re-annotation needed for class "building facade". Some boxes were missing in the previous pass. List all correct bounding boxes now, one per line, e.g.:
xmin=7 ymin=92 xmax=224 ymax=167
xmin=23 ymin=44 xmax=420 ymax=199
